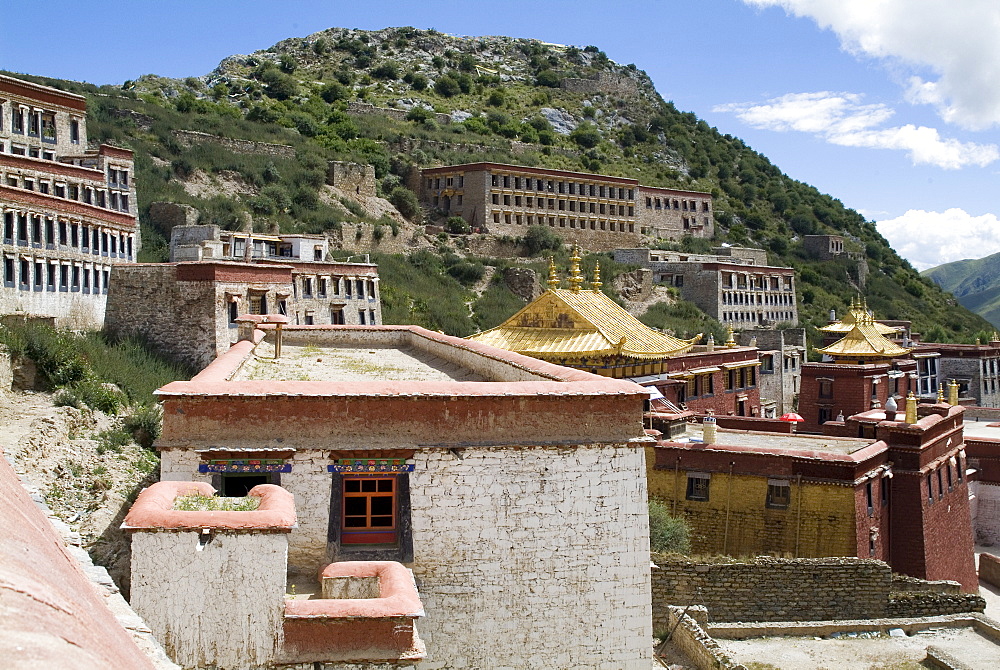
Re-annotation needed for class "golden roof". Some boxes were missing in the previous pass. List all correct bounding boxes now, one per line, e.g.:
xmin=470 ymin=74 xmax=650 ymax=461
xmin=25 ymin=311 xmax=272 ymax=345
xmin=816 ymin=308 xmax=911 ymax=359
xmin=469 ymin=247 xmax=696 ymax=361
xmin=821 ymin=298 xmax=900 ymax=336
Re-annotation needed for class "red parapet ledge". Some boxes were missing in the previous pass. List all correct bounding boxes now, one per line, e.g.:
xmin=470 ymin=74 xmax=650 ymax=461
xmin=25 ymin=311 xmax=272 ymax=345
xmin=121 ymin=481 xmax=296 ymax=531
xmin=280 ymin=561 xmax=425 ymax=664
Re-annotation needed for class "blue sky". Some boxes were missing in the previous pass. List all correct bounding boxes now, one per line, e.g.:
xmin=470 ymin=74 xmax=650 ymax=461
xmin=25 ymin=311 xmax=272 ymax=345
xmin=3 ymin=0 xmax=998 ymax=270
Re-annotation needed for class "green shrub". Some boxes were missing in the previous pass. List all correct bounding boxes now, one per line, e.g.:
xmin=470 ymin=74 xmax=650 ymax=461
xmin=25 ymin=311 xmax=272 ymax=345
xmin=649 ymin=499 xmax=691 ymax=554
xmin=522 ymin=225 xmax=562 ymax=256
xmin=434 ymin=75 xmax=461 ymax=97
xmin=123 ymin=404 xmax=163 ymax=450
xmin=445 ymin=216 xmax=471 ymax=234
xmin=389 ymin=186 xmax=420 ymax=220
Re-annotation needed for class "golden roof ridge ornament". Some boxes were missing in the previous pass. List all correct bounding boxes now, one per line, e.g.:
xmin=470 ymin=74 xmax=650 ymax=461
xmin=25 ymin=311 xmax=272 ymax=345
xmin=547 ymin=256 xmax=560 ymax=290
xmin=725 ymin=326 xmax=736 ymax=348
xmin=591 ymin=260 xmax=602 ymax=291
xmin=568 ymin=244 xmax=584 ymax=293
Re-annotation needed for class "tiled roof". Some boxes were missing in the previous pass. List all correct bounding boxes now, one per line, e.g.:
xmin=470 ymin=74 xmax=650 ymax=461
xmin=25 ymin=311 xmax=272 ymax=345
xmin=817 ymin=316 xmax=911 ymax=359
xmin=469 ymin=288 xmax=695 ymax=360
xmin=821 ymin=298 xmax=900 ymax=336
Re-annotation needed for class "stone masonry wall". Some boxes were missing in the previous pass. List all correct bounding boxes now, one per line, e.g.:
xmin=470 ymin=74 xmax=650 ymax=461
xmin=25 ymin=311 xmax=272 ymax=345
xmin=130 ymin=530 xmax=287 ymax=670
xmin=409 ymin=444 xmax=652 ymax=670
xmin=172 ymin=130 xmax=295 ymax=158
xmin=105 ymin=265 xmax=219 ymax=369
xmin=326 ymin=161 xmax=375 ymax=198
xmin=651 ymin=556 xmax=984 ymax=626
xmin=651 ymin=557 xmax=890 ymax=624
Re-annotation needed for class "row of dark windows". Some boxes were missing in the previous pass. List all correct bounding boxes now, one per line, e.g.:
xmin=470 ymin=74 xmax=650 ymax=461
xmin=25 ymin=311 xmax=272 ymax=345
xmin=488 ymin=173 xmax=635 ymax=200
xmin=298 ymin=277 xmax=376 ymax=300
xmin=3 ymin=211 xmax=133 ymax=258
xmin=492 ymin=211 xmax=635 ymax=233
xmin=722 ymin=311 xmax=794 ymax=324
xmin=685 ymin=474 xmax=791 ymax=509
xmin=3 ymin=256 xmax=109 ymax=294
xmin=3 ymin=172 xmax=130 ymax=213
xmin=490 ymin=192 xmax=635 ymax=217
xmin=1 ymin=107 xmax=78 ymax=144
xmin=645 ymin=196 xmax=709 ymax=212
xmin=723 ymin=291 xmax=795 ymax=305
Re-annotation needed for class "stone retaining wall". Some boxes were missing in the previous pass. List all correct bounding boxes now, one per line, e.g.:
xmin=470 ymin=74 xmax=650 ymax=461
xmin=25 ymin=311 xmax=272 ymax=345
xmin=171 ymin=130 xmax=295 ymax=159
xmin=652 ymin=556 xmax=984 ymax=625
xmin=663 ymin=606 xmax=746 ymax=670
xmin=888 ymin=592 xmax=986 ymax=618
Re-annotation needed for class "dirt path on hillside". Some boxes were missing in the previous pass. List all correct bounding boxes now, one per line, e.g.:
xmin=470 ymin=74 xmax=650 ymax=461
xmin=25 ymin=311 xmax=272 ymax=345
xmin=0 ymin=390 xmax=157 ymax=597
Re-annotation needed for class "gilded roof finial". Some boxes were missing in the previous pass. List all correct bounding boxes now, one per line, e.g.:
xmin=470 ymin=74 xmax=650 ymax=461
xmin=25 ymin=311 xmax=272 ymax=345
xmin=948 ymin=379 xmax=959 ymax=406
xmin=591 ymin=260 xmax=602 ymax=291
xmin=568 ymin=244 xmax=584 ymax=292
xmin=725 ymin=325 xmax=736 ymax=348
xmin=936 ymin=383 xmax=945 ymax=404
xmin=905 ymin=391 xmax=918 ymax=424
xmin=547 ymin=256 xmax=560 ymax=290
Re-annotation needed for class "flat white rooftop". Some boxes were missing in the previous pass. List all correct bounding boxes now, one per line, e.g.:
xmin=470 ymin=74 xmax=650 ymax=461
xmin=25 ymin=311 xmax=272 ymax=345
xmin=233 ymin=341 xmax=487 ymax=383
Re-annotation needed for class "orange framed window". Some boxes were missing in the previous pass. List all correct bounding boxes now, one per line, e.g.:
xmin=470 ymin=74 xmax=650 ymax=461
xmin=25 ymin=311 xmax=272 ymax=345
xmin=342 ymin=477 xmax=396 ymax=544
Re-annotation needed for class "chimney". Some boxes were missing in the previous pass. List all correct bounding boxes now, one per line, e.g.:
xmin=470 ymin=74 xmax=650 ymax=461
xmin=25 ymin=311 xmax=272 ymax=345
xmin=702 ymin=413 xmax=717 ymax=444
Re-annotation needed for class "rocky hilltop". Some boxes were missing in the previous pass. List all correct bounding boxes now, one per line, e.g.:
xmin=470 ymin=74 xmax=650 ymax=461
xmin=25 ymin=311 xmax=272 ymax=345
xmin=7 ymin=26 xmax=990 ymax=343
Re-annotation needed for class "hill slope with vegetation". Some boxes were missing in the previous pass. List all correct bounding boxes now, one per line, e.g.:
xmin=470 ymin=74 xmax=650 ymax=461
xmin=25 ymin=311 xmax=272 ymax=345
xmin=5 ymin=25 xmax=991 ymax=344
xmin=924 ymin=252 xmax=1000 ymax=331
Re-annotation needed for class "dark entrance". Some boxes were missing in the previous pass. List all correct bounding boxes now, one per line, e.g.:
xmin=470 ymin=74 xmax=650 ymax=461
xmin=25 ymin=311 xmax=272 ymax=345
xmin=220 ymin=474 xmax=269 ymax=496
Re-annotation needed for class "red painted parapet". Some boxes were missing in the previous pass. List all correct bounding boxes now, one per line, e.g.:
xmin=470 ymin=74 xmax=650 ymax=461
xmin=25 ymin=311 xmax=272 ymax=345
xmin=280 ymin=561 xmax=426 ymax=664
xmin=122 ymin=481 xmax=296 ymax=531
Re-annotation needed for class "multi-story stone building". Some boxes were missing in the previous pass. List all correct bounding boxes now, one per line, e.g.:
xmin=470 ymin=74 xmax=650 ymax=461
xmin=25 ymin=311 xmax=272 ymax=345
xmin=910 ymin=339 xmax=1000 ymax=407
xmin=105 ymin=259 xmax=381 ymax=369
xmin=615 ymin=247 xmax=798 ymax=329
xmin=0 ymin=74 xmax=139 ymax=328
xmin=637 ymin=184 xmax=714 ymax=239
xmin=419 ymin=162 xmax=712 ymax=251
xmin=739 ymin=328 xmax=807 ymax=415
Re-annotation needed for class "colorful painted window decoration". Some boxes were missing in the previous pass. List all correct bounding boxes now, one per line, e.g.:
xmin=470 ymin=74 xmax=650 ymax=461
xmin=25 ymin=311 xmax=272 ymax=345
xmin=328 ymin=458 xmax=414 ymax=474
xmin=199 ymin=459 xmax=291 ymax=473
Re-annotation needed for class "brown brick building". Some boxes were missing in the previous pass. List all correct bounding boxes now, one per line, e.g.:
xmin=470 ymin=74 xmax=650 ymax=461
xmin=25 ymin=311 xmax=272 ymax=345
xmin=649 ymin=400 xmax=978 ymax=591
xmin=419 ymin=162 xmax=712 ymax=251
xmin=0 ymin=74 xmax=139 ymax=328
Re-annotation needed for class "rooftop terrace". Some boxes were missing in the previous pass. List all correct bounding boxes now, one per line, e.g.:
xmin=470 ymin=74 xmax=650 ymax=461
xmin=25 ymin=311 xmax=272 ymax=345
xmin=668 ymin=424 xmax=873 ymax=456
xmin=234 ymin=341 xmax=486 ymax=383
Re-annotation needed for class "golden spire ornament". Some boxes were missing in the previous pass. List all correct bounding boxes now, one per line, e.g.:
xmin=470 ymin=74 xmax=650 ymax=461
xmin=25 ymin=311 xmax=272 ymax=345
xmin=591 ymin=260 xmax=602 ymax=291
xmin=547 ymin=256 xmax=560 ymax=290
xmin=725 ymin=325 xmax=736 ymax=348
xmin=568 ymin=244 xmax=584 ymax=292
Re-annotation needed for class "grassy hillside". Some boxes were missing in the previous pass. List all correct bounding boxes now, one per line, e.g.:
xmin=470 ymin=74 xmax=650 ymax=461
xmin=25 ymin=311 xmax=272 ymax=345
xmin=5 ymin=26 xmax=991 ymax=344
xmin=924 ymin=252 xmax=1000 ymax=331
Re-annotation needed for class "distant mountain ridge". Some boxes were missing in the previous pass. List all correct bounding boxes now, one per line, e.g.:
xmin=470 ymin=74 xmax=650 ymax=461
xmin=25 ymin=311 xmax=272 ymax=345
xmin=924 ymin=252 xmax=1000 ymax=330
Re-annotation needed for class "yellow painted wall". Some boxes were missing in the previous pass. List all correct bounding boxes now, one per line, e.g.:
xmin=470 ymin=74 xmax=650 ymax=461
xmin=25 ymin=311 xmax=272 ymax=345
xmin=645 ymin=446 xmax=858 ymax=557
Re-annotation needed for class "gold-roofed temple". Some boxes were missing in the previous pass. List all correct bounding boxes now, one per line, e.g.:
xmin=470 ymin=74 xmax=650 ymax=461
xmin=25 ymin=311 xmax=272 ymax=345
xmin=816 ymin=304 xmax=911 ymax=365
xmin=468 ymin=249 xmax=698 ymax=378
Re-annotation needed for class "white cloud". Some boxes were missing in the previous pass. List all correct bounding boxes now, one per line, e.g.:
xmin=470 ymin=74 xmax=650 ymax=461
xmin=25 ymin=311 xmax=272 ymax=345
xmin=715 ymin=92 xmax=999 ymax=169
xmin=743 ymin=0 xmax=1000 ymax=130
xmin=875 ymin=208 xmax=1000 ymax=270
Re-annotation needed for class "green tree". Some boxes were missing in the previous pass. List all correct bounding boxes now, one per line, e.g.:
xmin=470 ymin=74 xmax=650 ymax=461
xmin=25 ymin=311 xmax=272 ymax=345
xmin=570 ymin=122 xmax=601 ymax=149
xmin=648 ymin=500 xmax=691 ymax=554
xmin=434 ymin=75 xmax=461 ymax=97
xmin=389 ymin=186 xmax=420 ymax=220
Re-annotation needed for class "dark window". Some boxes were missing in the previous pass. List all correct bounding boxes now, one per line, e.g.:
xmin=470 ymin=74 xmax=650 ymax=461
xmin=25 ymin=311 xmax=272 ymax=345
xmin=766 ymin=480 xmax=790 ymax=509
xmin=686 ymin=474 xmax=710 ymax=501
xmin=220 ymin=474 xmax=271 ymax=497
xmin=331 ymin=309 xmax=345 ymax=325
xmin=70 ymin=119 xmax=80 ymax=143
xmin=938 ymin=469 xmax=944 ymax=499
xmin=866 ymin=481 xmax=873 ymax=516
xmin=342 ymin=477 xmax=396 ymax=543
xmin=927 ymin=473 xmax=934 ymax=503
xmin=881 ymin=476 xmax=889 ymax=506
xmin=819 ymin=407 xmax=833 ymax=425
xmin=819 ymin=379 xmax=834 ymax=399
